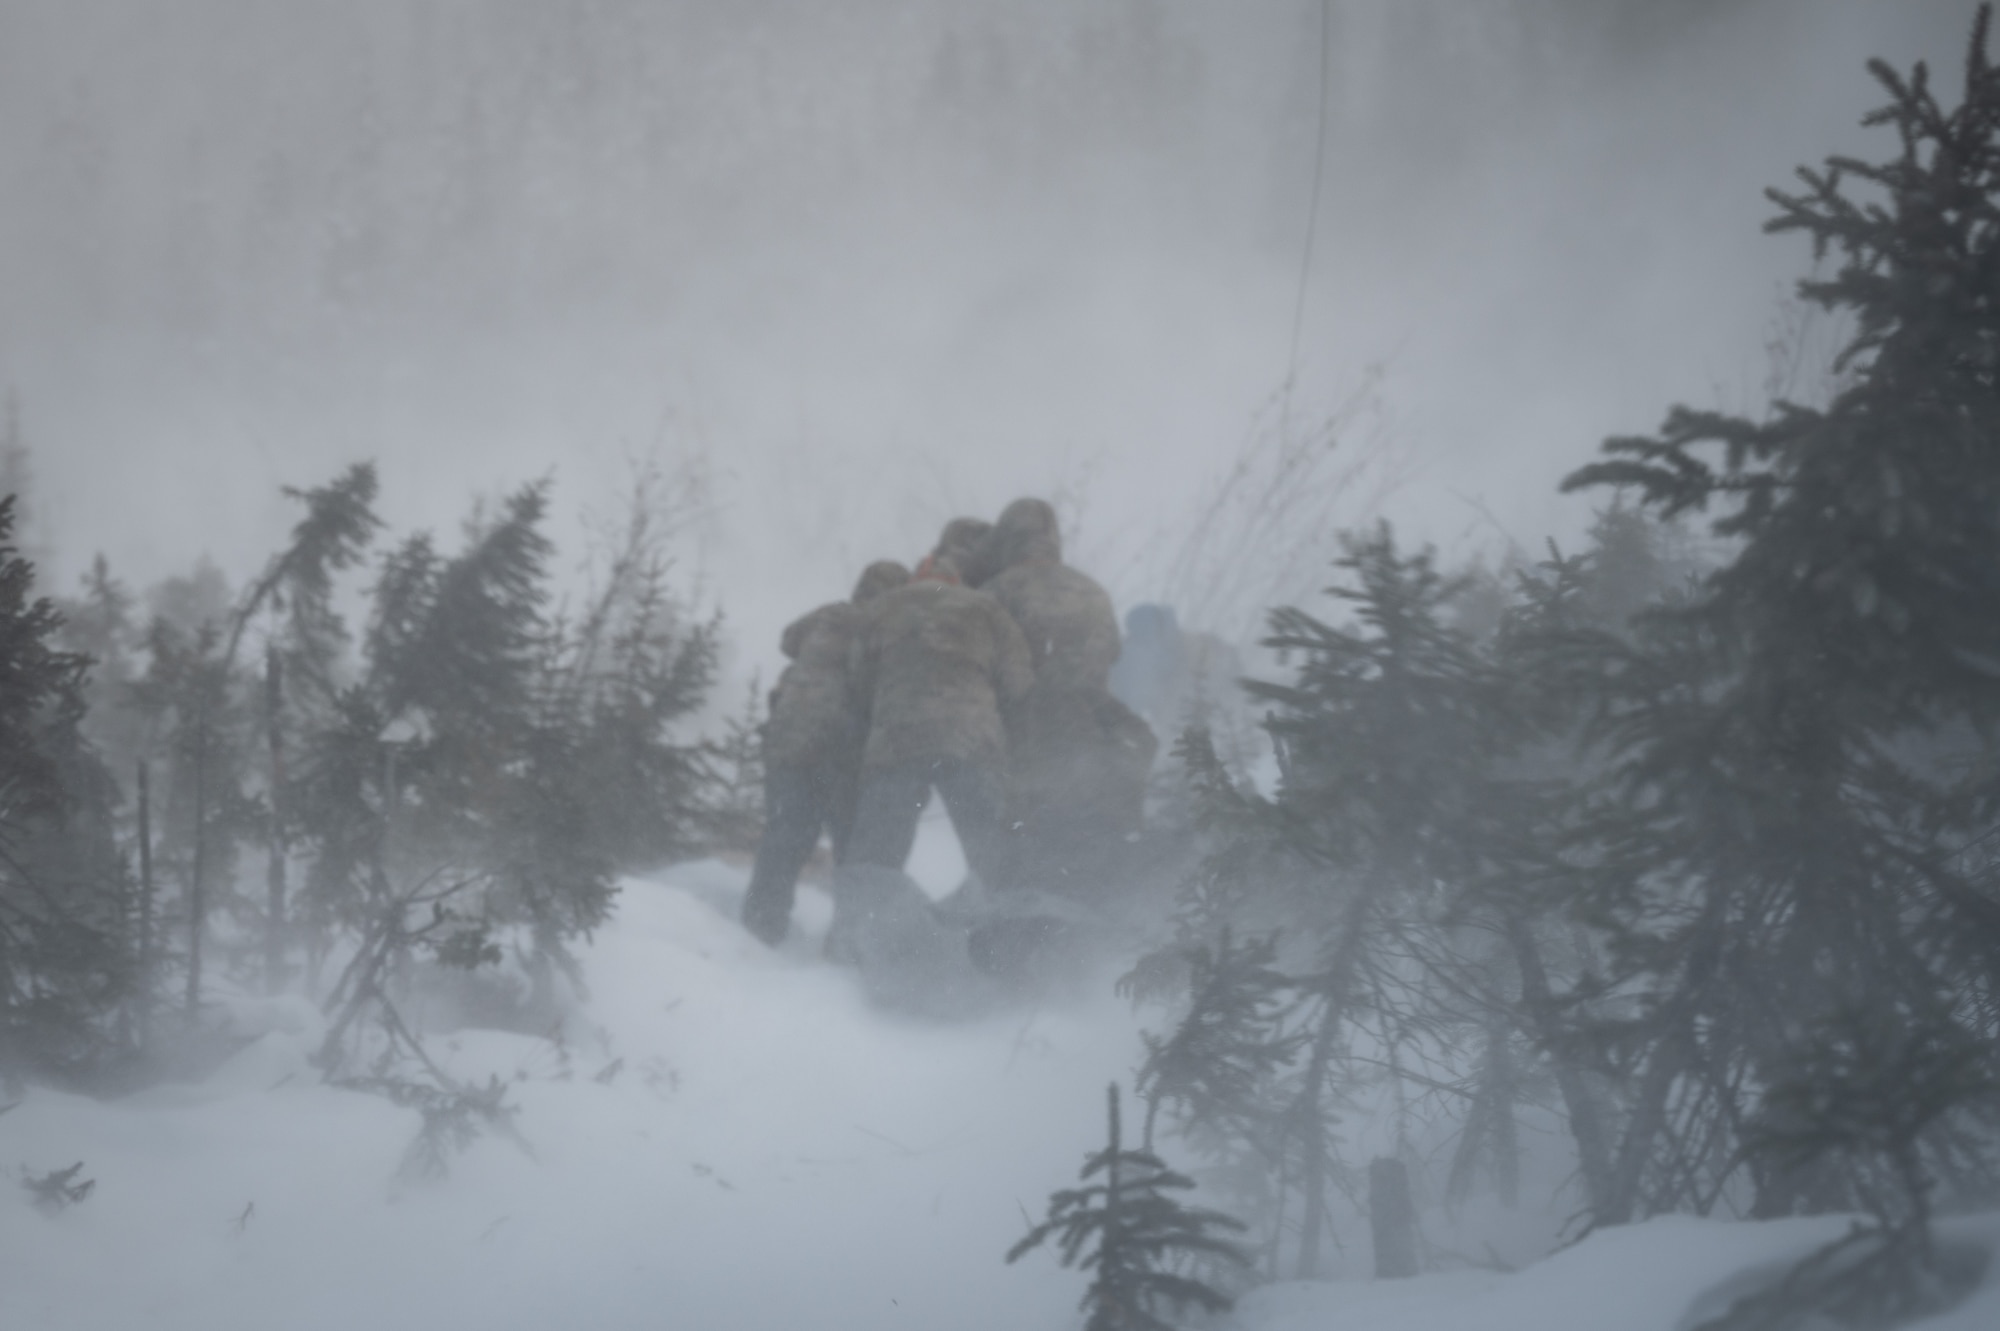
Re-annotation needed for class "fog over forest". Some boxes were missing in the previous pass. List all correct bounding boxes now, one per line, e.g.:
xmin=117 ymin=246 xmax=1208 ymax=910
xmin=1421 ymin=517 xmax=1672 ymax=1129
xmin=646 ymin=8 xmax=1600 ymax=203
xmin=8 ymin=5 xmax=2000 ymax=1331
xmin=2 ymin=0 xmax=1972 ymax=664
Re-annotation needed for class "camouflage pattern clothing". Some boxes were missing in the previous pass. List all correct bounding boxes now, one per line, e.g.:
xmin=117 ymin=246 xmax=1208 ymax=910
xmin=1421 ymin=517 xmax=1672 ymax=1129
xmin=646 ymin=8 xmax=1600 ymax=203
xmin=913 ymin=517 xmax=992 ymax=584
xmin=760 ymin=603 xmax=860 ymax=773
xmin=760 ymin=558 xmax=910 ymax=772
xmin=843 ymin=561 xmax=1034 ymax=887
xmin=743 ymin=560 xmax=908 ymax=945
xmin=976 ymin=498 xmax=1156 ymax=893
xmin=847 ymin=569 xmax=1034 ymax=775
xmin=974 ymin=499 xmax=1121 ymax=691
xmin=1000 ymin=680 xmax=1158 ymax=896
xmin=1004 ymin=688 xmax=1157 ymax=836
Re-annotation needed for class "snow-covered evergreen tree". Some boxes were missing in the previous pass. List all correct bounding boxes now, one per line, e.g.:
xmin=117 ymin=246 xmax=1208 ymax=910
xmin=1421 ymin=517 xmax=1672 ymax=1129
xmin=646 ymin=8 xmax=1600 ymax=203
xmin=1009 ymin=1083 xmax=1249 ymax=1331
xmin=1556 ymin=6 xmax=2000 ymax=1312
xmin=0 ymin=496 xmax=125 ymax=1080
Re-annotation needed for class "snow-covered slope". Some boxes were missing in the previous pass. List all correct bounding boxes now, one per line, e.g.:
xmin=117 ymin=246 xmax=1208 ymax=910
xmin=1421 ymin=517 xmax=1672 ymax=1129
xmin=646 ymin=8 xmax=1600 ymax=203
xmin=5 ymin=856 xmax=1998 ymax=1331
xmin=3 ymin=860 xmax=1141 ymax=1330
xmin=1239 ymin=1212 xmax=2000 ymax=1331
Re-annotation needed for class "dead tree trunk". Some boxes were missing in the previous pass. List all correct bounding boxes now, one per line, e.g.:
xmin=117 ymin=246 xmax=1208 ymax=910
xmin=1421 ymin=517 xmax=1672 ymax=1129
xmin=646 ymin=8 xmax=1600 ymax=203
xmin=184 ymin=693 xmax=209 ymax=1024
xmin=1369 ymin=1157 xmax=1419 ymax=1278
xmin=1293 ymin=994 xmax=1340 ymax=1280
xmin=135 ymin=760 xmax=156 ymax=1043
xmin=263 ymin=646 xmax=287 ymax=995
xmin=1507 ymin=916 xmax=1614 ymax=1218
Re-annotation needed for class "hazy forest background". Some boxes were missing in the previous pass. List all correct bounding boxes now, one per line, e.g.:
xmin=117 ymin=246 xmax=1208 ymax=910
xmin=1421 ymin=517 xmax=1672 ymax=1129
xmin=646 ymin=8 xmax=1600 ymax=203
xmin=6 ymin=4 xmax=2000 ymax=1330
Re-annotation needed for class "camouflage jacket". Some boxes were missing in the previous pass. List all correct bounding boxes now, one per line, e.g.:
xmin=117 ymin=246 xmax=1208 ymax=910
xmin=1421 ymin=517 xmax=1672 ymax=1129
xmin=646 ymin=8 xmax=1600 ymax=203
xmin=982 ymin=559 xmax=1122 ymax=693
xmin=1005 ymin=681 xmax=1158 ymax=828
xmin=848 ymin=580 xmax=1034 ymax=772
xmin=762 ymin=602 xmax=865 ymax=771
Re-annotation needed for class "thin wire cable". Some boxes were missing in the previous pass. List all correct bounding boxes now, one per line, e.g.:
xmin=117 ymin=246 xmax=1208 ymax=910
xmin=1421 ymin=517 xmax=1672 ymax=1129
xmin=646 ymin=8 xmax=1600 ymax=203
xmin=1283 ymin=0 xmax=1334 ymax=429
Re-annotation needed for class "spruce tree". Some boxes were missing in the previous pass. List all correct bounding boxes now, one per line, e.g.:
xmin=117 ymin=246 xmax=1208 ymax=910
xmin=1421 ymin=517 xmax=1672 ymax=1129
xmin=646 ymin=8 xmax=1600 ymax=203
xmin=0 ymin=496 xmax=84 ymax=828
xmin=1555 ymin=3 xmax=2000 ymax=1295
xmin=1148 ymin=512 xmax=1696 ymax=1267
xmin=222 ymin=462 xmax=380 ymax=700
xmin=219 ymin=462 xmax=380 ymax=992
xmin=558 ymin=538 xmax=717 ymax=873
xmin=1009 ymin=1083 xmax=1249 ymax=1331
xmin=128 ymin=617 xmax=256 ymax=1022
xmin=1135 ymin=927 xmax=1300 ymax=1156
xmin=53 ymin=555 xmax=145 ymax=770
xmin=703 ymin=674 xmax=768 ymax=860
xmin=0 ymin=496 xmax=124 ymax=1080
xmin=291 ymin=476 xmax=715 ymax=1059
xmin=1249 ymin=526 xmax=1539 ymax=1274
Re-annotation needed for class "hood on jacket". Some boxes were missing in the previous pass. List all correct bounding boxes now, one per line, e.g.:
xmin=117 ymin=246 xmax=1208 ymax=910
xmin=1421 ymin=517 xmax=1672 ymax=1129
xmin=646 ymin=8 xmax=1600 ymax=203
xmin=981 ymin=497 xmax=1062 ymax=578
xmin=852 ymin=560 xmax=912 ymax=603
xmin=914 ymin=517 xmax=991 ymax=584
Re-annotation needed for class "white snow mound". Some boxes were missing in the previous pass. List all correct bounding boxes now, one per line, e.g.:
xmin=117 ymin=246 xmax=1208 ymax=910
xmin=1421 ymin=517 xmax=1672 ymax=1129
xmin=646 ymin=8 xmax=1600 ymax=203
xmin=3 ymin=858 xmax=1996 ymax=1331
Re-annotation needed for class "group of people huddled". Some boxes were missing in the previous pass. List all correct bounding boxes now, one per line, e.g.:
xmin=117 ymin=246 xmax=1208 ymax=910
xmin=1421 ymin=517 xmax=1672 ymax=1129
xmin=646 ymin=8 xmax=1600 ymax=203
xmin=742 ymin=497 xmax=1158 ymax=954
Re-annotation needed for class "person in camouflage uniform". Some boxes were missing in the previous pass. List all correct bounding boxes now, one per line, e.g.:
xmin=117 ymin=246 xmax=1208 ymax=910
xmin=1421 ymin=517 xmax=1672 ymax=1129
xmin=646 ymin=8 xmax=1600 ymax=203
xmin=971 ymin=499 xmax=1120 ymax=682
xmin=842 ymin=536 xmax=1034 ymax=890
xmin=914 ymin=516 xmax=991 ymax=583
xmin=973 ymin=498 xmax=1158 ymax=893
xmin=741 ymin=559 xmax=910 ymax=945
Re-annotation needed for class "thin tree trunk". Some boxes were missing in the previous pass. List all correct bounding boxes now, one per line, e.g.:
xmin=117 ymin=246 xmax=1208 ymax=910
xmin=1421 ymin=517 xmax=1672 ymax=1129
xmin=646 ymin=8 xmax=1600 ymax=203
xmin=1604 ymin=897 xmax=1729 ymax=1226
xmin=1267 ymin=1124 xmax=1291 ymax=1282
xmin=263 ymin=646 xmax=287 ymax=995
xmin=1107 ymin=1083 xmax=1123 ymax=1192
xmin=1507 ymin=916 xmax=1614 ymax=1219
xmin=135 ymin=760 xmax=155 ymax=1044
xmin=1293 ymin=885 xmax=1377 ymax=1280
xmin=1603 ymin=1030 xmax=1686 ymax=1225
xmin=1487 ymin=1017 xmax=1521 ymax=1210
xmin=1105 ymin=1083 xmax=1126 ymax=1326
xmin=185 ymin=692 xmax=209 ymax=1024
xmin=1369 ymin=1156 xmax=1420 ymax=1278
xmin=1294 ymin=993 xmax=1339 ymax=1280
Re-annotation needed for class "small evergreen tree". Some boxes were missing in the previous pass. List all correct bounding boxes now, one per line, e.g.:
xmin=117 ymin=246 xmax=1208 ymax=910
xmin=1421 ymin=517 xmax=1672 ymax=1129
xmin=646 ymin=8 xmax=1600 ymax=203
xmin=218 ymin=462 xmax=380 ymax=993
xmin=0 ymin=496 xmax=125 ymax=1080
xmin=128 ymin=617 xmax=257 ymax=1020
xmin=1247 ymin=526 xmax=1537 ymax=1275
xmin=557 ymin=540 xmax=716 ymax=873
xmin=1559 ymin=5 xmax=2000 ymax=1244
xmin=222 ymin=462 xmax=380 ymax=704
xmin=288 ymin=476 xmax=714 ymax=1062
xmin=704 ymin=673 xmax=767 ymax=859
xmin=0 ymin=495 xmax=84 ymax=825
xmin=1009 ymin=1083 xmax=1249 ymax=1331
xmin=1134 ymin=927 xmax=1301 ymax=1156
xmin=1145 ymin=510 xmax=1700 ymax=1268
xmin=53 ymin=555 xmax=145 ymax=771
xmin=1694 ymin=1014 xmax=1995 ymax=1331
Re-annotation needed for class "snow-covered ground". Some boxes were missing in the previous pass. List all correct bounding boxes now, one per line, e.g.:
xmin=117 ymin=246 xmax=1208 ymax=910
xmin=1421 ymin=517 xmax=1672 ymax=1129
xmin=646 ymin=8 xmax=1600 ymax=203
xmin=6 ymin=843 xmax=1999 ymax=1331
xmin=1240 ymin=1211 xmax=2000 ymax=1331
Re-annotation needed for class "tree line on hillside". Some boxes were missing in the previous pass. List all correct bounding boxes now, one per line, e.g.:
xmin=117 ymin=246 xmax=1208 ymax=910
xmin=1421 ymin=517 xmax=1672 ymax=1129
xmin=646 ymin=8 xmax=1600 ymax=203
xmin=1018 ymin=15 xmax=2000 ymax=1330
xmin=0 ymin=460 xmax=735 ymax=1098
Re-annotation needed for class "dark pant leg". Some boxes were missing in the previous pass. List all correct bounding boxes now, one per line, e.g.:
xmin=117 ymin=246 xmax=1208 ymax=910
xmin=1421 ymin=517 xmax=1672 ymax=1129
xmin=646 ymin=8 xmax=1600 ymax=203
xmin=1011 ymin=799 xmax=1099 ymax=895
xmin=742 ymin=764 xmax=830 ymax=945
xmin=826 ymin=759 xmax=864 ymax=866
xmin=932 ymin=754 xmax=1012 ymax=891
xmin=843 ymin=767 xmax=931 ymax=872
